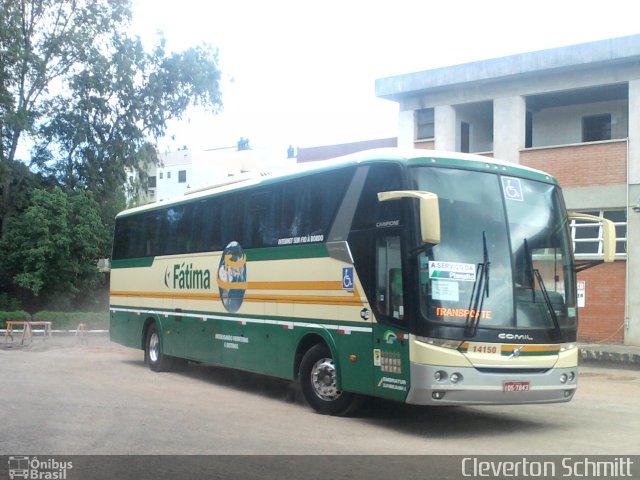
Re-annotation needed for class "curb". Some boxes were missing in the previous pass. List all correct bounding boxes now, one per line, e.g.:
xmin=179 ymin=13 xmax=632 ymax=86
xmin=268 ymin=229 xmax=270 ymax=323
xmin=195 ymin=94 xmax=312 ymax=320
xmin=579 ymin=346 xmax=640 ymax=369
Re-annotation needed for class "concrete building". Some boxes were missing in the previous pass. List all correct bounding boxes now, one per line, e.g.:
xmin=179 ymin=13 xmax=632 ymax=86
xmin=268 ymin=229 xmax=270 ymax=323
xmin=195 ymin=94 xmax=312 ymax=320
xmin=141 ymin=144 xmax=297 ymax=203
xmin=153 ymin=149 xmax=193 ymax=201
xmin=376 ymin=34 xmax=640 ymax=346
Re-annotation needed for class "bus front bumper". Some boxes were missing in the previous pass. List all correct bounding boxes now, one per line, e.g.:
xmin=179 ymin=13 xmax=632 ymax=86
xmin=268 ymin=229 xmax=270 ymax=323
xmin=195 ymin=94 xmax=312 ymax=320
xmin=405 ymin=362 xmax=577 ymax=405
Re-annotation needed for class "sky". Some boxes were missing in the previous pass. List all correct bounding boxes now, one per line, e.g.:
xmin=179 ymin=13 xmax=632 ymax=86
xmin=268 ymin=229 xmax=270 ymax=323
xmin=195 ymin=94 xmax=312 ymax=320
xmin=131 ymin=0 xmax=640 ymax=156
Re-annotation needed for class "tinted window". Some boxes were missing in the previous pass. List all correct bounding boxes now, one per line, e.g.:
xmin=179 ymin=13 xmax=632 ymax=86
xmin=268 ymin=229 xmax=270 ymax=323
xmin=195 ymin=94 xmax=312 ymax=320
xmin=375 ymin=236 xmax=404 ymax=321
xmin=112 ymin=169 xmax=353 ymax=259
xmin=195 ymin=195 xmax=240 ymax=251
xmin=352 ymin=164 xmax=403 ymax=230
xmin=161 ymin=205 xmax=195 ymax=255
xmin=280 ymin=169 xmax=352 ymax=243
xmin=244 ymin=186 xmax=282 ymax=248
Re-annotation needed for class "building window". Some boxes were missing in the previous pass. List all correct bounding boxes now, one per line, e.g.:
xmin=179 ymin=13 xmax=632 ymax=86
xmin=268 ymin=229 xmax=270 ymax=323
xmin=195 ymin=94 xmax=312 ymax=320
xmin=167 ymin=171 xmax=171 ymax=179
xmin=570 ymin=209 xmax=626 ymax=259
xmin=178 ymin=170 xmax=187 ymax=183
xmin=582 ymin=114 xmax=611 ymax=142
xmin=460 ymin=122 xmax=470 ymax=153
xmin=415 ymin=108 xmax=435 ymax=140
xmin=159 ymin=172 xmax=163 ymax=179
xmin=148 ymin=176 xmax=156 ymax=188
xmin=525 ymin=111 xmax=533 ymax=148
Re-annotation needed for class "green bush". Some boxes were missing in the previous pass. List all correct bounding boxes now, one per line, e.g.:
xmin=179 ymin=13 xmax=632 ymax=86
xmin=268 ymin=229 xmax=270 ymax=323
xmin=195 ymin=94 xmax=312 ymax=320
xmin=0 ymin=293 xmax=21 ymax=311
xmin=31 ymin=311 xmax=109 ymax=330
xmin=0 ymin=311 xmax=31 ymax=329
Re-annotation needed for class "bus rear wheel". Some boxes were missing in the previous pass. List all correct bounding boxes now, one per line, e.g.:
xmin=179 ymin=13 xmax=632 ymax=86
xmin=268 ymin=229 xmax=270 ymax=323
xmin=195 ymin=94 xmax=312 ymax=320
xmin=299 ymin=343 xmax=363 ymax=416
xmin=145 ymin=324 xmax=175 ymax=372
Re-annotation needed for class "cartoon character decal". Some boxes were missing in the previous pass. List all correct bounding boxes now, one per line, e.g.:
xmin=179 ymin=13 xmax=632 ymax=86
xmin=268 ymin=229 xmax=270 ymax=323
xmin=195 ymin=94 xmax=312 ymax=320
xmin=217 ymin=241 xmax=247 ymax=312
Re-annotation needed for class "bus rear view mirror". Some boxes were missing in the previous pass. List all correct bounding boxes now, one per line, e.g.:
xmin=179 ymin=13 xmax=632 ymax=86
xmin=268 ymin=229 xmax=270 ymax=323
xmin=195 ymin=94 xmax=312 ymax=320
xmin=568 ymin=212 xmax=616 ymax=263
xmin=378 ymin=190 xmax=441 ymax=245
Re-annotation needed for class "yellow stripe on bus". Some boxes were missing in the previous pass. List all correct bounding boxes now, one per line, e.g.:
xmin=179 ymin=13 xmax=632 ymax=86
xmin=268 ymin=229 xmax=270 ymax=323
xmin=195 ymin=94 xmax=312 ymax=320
xmin=248 ymin=281 xmax=342 ymax=290
xmin=216 ymin=280 xmax=249 ymax=290
xmin=110 ymin=287 xmax=364 ymax=307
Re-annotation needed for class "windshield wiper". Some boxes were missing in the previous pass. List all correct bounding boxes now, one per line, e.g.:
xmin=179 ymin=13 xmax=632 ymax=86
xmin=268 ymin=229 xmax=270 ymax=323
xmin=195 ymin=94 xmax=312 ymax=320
xmin=523 ymin=238 xmax=561 ymax=337
xmin=532 ymin=269 xmax=561 ymax=337
xmin=464 ymin=231 xmax=490 ymax=338
xmin=523 ymin=239 xmax=536 ymax=303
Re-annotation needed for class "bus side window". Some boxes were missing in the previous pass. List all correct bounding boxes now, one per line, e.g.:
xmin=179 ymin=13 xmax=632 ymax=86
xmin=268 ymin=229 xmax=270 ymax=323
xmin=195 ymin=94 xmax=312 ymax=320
xmin=375 ymin=236 xmax=404 ymax=320
xmin=281 ymin=168 xmax=352 ymax=240
xmin=244 ymin=186 xmax=282 ymax=248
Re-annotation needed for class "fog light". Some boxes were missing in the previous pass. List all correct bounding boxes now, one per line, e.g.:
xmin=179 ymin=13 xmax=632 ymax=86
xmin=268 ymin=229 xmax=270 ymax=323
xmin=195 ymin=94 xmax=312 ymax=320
xmin=450 ymin=372 xmax=462 ymax=384
xmin=560 ymin=374 xmax=568 ymax=384
xmin=434 ymin=370 xmax=447 ymax=382
xmin=568 ymin=371 xmax=576 ymax=382
xmin=432 ymin=391 xmax=446 ymax=400
xmin=564 ymin=390 xmax=573 ymax=398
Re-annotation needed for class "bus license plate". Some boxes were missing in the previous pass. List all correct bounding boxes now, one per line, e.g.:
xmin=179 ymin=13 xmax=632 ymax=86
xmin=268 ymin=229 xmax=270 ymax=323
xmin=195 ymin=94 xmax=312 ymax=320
xmin=503 ymin=381 xmax=530 ymax=393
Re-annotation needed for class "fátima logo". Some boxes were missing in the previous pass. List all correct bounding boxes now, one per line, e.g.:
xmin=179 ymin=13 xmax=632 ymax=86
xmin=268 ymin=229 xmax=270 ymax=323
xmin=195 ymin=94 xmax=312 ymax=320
xmin=164 ymin=263 xmax=212 ymax=289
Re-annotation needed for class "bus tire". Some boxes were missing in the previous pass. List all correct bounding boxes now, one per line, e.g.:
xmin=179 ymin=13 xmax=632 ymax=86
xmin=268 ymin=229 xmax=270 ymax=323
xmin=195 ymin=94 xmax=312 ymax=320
xmin=145 ymin=324 xmax=175 ymax=372
xmin=299 ymin=343 xmax=363 ymax=416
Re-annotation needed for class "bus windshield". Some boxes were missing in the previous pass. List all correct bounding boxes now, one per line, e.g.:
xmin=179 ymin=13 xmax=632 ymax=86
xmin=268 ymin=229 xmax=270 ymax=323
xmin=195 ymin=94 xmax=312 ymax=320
xmin=412 ymin=167 xmax=576 ymax=333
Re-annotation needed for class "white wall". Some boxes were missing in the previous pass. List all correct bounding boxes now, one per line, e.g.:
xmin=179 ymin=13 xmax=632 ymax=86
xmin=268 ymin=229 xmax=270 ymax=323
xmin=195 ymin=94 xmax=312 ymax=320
xmin=532 ymin=99 xmax=628 ymax=147
xmin=456 ymin=102 xmax=493 ymax=153
xmin=156 ymin=163 xmax=192 ymax=201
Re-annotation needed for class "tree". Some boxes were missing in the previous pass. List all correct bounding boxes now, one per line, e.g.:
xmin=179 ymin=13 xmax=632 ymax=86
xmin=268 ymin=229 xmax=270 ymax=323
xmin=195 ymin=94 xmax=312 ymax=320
xmin=0 ymin=0 xmax=131 ymax=229
xmin=0 ymin=0 xmax=223 ymax=310
xmin=38 ymin=35 xmax=222 ymax=209
xmin=0 ymin=0 xmax=223 ymax=229
xmin=0 ymin=187 xmax=110 ymax=309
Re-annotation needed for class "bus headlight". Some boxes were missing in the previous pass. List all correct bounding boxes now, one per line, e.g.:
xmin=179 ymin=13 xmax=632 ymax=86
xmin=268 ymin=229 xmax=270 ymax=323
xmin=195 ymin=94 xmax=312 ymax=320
xmin=560 ymin=343 xmax=577 ymax=352
xmin=416 ymin=336 xmax=462 ymax=349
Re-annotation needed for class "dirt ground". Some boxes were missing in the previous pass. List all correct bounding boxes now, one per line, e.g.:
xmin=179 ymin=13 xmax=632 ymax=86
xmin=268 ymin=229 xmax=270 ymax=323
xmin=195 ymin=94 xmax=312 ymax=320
xmin=1 ymin=332 xmax=640 ymax=457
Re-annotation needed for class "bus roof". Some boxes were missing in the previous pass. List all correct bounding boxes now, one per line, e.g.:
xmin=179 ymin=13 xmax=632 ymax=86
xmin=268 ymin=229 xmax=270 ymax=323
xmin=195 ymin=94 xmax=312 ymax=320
xmin=117 ymin=148 xmax=557 ymax=218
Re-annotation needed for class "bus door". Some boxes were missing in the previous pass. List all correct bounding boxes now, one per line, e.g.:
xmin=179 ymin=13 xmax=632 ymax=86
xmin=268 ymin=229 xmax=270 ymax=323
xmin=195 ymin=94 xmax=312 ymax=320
xmin=345 ymin=163 xmax=410 ymax=401
xmin=371 ymin=234 xmax=411 ymax=401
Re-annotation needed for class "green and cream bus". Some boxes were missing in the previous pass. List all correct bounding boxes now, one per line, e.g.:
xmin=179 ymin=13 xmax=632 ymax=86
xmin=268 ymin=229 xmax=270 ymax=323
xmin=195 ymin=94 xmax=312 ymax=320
xmin=109 ymin=149 xmax=614 ymax=415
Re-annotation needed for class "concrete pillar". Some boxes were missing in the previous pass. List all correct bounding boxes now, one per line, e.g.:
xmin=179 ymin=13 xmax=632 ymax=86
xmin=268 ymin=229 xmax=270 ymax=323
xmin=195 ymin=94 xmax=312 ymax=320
xmin=625 ymin=80 xmax=640 ymax=345
xmin=435 ymin=105 xmax=456 ymax=152
xmin=493 ymin=96 xmax=526 ymax=164
xmin=629 ymin=80 xmax=640 ymax=184
xmin=397 ymin=110 xmax=415 ymax=149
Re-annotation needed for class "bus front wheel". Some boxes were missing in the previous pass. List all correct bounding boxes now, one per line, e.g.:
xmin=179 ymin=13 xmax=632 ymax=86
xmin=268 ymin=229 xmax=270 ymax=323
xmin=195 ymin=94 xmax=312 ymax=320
xmin=299 ymin=343 xmax=363 ymax=416
xmin=145 ymin=324 xmax=175 ymax=372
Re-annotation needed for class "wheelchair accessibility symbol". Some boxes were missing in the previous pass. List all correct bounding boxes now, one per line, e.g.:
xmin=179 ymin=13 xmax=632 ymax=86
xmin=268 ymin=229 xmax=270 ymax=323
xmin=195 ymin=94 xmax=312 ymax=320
xmin=501 ymin=177 xmax=524 ymax=202
xmin=342 ymin=267 xmax=354 ymax=290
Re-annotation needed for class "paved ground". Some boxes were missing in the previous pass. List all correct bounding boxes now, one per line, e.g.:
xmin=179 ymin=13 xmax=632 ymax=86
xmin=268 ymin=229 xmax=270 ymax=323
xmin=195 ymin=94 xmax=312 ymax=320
xmin=1 ymin=334 xmax=639 ymax=457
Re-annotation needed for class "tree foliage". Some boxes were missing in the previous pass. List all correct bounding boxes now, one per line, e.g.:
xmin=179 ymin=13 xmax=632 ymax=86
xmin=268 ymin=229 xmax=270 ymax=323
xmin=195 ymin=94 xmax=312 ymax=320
xmin=0 ymin=188 xmax=109 ymax=309
xmin=0 ymin=0 xmax=223 ymax=310
xmin=0 ymin=0 xmax=131 ymax=221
